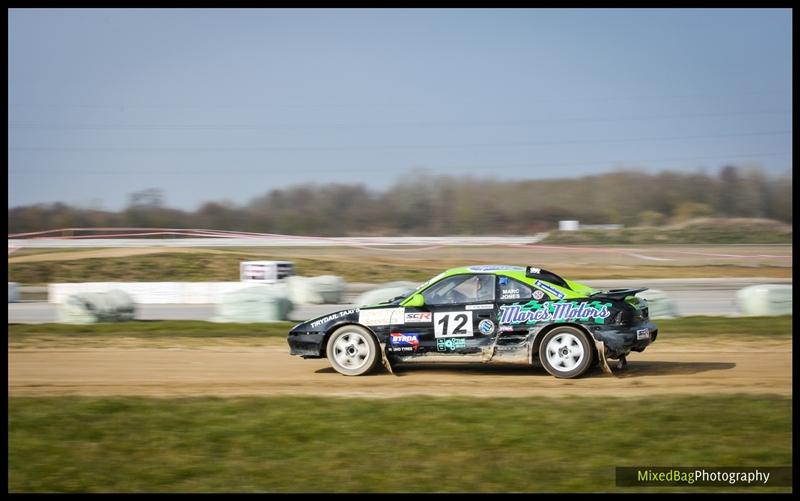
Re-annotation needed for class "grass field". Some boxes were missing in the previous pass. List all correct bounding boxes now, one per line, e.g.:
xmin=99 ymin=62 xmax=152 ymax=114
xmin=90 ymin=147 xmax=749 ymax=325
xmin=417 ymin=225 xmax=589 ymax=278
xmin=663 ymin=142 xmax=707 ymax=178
xmin=542 ymin=219 xmax=792 ymax=245
xmin=7 ymin=244 xmax=792 ymax=284
xmin=8 ymin=394 xmax=791 ymax=492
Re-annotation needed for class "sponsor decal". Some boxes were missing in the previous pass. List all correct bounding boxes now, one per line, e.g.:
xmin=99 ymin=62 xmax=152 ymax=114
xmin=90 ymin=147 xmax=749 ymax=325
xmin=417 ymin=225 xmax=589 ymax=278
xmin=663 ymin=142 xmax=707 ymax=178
xmin=499 ymin=301 xmax=611 ymax=324
xmin=390 ymin=333 xmax=420 ymax=351
xmin=498 ymin=325 xmax=515 ymax=332
xmin=636 ymin=328 xmax=650 ymax=340
xmin=466 ymin=304 xmax=493 ymax=310
xmin=358 ymin=307 xmax=405 ymax=326
xmin=310 ymin=309 xmax=358 ymax=329
xmin=437 ymin=338 xmax=467 ymax=351
xmin=478 ymin=319 xmax=495 ymax=335
xmin=532 ymin=290 xmax=545 ymax=300
xmin=499 ymin=276 xmax=509 ymax=286
xmin=500 ymin=288 xmax=521 ymax=300
xmin=404 ymin=311 xmax=432 ymax=323
xmin=434 ymin=311 xmax=474 ymax=338
xmin=468 ymin=265 xmax=525 ymax=272
xmin=533 ymin=280 xmax=565 ymax=300
xmin=528 ymin=267 xmax=541 ymax=274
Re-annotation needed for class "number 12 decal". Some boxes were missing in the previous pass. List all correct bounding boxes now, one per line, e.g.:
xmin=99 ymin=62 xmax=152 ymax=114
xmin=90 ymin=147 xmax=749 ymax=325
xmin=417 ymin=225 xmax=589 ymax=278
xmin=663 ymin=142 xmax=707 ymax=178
xmin=434 ymin=311 xmax=473 ymax=338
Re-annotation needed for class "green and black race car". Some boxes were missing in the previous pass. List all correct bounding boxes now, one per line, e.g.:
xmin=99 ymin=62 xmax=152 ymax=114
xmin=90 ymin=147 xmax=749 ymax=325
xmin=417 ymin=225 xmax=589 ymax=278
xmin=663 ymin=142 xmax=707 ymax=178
xmin=287 ymin=265 xmax=657 ymax=379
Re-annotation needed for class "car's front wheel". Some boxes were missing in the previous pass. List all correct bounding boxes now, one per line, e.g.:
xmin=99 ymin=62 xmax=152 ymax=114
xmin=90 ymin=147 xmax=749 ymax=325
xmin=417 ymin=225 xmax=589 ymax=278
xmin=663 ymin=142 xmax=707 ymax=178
xmin=538 ymin=326 xmax=593 ymax=379
xmin=326 ymin=325 xmax=380 ymax=376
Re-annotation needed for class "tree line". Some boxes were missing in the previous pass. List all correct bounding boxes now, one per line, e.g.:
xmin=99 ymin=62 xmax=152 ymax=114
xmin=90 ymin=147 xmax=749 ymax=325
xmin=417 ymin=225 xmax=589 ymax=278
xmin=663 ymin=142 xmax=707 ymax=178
xmin=8 ymin=166 xmax=792 ymax=236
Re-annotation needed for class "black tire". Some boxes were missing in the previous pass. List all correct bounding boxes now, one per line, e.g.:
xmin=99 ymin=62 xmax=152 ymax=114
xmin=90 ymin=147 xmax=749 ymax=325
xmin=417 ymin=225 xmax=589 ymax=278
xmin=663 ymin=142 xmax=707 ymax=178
xmin=538 ymin=326 xmax=593 ymax=379
xmin=326 ymin=325 xmax=380 ymax=376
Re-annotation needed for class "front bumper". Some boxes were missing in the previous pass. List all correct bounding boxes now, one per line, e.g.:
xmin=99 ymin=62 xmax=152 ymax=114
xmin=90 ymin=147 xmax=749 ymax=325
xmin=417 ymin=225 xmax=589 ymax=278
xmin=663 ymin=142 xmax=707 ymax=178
xmin=287 ymin=330 xmax=326 ymax=358
xmin=590 ymin=321 xmax=658 ymax=359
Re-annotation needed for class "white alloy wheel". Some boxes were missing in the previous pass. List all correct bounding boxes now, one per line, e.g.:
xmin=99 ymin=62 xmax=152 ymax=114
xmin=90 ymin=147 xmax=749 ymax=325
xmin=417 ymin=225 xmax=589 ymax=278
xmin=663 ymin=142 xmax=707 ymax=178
xmin=326 ymin=325 xmax=379 ymax=376
xmin=539 ymin=327 xmax=593 ymax=379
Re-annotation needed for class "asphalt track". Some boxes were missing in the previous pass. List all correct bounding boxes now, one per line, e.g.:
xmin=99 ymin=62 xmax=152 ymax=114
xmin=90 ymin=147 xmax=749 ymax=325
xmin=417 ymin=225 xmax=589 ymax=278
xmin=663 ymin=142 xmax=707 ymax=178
xmin=8 ymin=278 xmax=791 ymax=323
xmin=8 ymin=337 xmax=791 ymax=398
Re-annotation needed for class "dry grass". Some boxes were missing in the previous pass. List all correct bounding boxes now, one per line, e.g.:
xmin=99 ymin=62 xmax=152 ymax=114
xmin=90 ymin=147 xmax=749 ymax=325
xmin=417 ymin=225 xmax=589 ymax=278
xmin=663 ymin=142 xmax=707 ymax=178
xmin=7 ymin=244 xmax=793 ymax=284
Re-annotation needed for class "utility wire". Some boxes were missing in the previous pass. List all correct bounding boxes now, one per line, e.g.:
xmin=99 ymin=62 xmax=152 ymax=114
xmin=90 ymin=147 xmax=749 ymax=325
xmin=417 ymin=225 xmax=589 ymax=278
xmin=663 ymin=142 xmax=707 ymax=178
xmin=8 ymin=151 xmax=791 ymax=174
xmin=8 ymin=110 xmax=791 ymax=130
xmin=7 ymin=87 xmax=791 ymax=109
xmin=7 ymin=130 xmax=792 ymax=153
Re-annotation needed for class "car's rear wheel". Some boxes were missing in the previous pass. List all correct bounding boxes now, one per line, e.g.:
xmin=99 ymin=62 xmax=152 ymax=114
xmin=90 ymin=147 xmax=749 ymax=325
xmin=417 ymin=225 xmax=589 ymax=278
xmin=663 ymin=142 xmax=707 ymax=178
xmin=326 ymin=325 xmax=380 ymax=376
xmin=539 ymin=326 xmax=593 ymax=379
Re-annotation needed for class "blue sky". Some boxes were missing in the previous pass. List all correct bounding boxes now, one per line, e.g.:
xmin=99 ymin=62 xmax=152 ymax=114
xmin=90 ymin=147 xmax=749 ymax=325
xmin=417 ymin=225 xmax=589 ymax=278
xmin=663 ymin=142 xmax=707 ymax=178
xmin=8 ymin=8 xmax=792 ymax=210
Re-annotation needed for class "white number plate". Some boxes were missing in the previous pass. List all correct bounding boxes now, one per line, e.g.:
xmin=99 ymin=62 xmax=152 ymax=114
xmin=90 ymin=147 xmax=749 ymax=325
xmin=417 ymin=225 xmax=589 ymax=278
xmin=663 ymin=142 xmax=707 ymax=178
xmin=636 ymin=328 xmax=650 ymax=340
xmin=434 ymin=311 xmax=473 ymax=338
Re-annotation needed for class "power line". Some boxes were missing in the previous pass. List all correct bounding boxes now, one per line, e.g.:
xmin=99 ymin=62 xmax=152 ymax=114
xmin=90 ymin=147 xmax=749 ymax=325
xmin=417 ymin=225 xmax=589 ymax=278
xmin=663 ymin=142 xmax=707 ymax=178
xmin=7 ymin=130 xmax=792 ymax=153
xmin=8 ymin=151 xmax=791 ymax=174
xmin=7 ymin=110 xmax=791 ymax=130
xmin=7 ymin=87 xmax=791 ymax=109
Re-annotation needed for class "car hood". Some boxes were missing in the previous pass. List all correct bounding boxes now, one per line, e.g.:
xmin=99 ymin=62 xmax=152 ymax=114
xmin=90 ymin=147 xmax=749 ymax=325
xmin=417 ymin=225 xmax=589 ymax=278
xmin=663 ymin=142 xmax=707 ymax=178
xmin=290 ymin=307 xmax=362 ymax=333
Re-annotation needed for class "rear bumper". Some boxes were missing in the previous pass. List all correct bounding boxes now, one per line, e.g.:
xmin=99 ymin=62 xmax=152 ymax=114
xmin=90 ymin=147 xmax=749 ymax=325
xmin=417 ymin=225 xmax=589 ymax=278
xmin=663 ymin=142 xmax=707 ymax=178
xmin=591 ymin=321 xmax=658 ymax=359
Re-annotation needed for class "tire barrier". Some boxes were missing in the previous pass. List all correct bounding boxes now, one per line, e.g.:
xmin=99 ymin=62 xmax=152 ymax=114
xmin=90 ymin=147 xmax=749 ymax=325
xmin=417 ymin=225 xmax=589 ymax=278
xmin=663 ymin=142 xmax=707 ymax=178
xmin=8 ymin=282 xmax=20 ymax=303
xmin=735 ymin=284 xmax=792 ymax=316
xmin=48 ymin=280 xmax=347 ymax=306
xmin=636 ymin=289 xmax=680 ymax=319
xmin=354 ymin=281 xmax=420 ymax=307
xmin=49 ymin=282 xmax=257 ymax=304
xmin=57 ymin=289 xmax=137 ymax=324
xmin=286 ymin=275 xmax=345 ymax=305
xmin=212 ymin=285 xmax=293 ymax=323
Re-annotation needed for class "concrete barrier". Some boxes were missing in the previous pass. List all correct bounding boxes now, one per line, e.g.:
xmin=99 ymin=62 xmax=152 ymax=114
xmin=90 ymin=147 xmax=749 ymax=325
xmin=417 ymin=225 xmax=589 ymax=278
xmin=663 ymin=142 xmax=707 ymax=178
xmin=212 ymin=285 xmax=293 ymax=322
xmin=8 ymin=282 xmax=19 ymax=303
xmin=354 ymin=281 xmax=420 ymax=307
xmin=637 ymin=289 xmax=680 ymax=319
xmin=736 ymin=284 xmax=792 ymax=316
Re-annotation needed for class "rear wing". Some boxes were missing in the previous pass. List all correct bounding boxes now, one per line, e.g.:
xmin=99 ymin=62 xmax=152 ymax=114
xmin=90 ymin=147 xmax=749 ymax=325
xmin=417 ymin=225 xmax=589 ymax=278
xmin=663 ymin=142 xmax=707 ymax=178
xmin=590 ymin=288 xmax=648 ymax=300
xmin=525 ymin=266 xmax=572 ymax=289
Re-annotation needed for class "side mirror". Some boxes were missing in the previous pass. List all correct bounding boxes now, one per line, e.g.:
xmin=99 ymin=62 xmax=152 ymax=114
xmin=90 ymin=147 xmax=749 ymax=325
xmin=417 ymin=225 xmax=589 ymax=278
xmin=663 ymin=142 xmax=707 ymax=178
xmin=404 ymin=293 xmax=425 ymax=307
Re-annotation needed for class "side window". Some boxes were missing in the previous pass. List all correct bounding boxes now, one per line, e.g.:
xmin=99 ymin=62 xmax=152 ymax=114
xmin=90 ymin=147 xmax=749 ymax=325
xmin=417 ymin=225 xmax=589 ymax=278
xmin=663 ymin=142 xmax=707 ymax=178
xmin=422 ymin=274 xmax=495 ymax=305
xmin=497 ymin=276 xmax=533 ymax=301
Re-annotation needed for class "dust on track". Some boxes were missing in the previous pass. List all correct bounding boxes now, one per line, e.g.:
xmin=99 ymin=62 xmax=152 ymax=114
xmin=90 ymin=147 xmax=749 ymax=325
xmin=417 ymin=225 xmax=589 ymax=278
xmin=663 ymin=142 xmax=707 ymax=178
xmin=8 ymin=338 xmax=791 ymax=398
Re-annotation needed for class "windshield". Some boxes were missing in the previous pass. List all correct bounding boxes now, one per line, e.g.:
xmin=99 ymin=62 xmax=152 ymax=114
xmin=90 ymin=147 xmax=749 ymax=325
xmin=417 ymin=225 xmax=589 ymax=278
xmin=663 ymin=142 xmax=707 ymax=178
xmin=385 ymin=272 xmax=449 ymax=304
xmin=411 ymin=272 xmax=447 ymax=295
xmin=383 ymin=287 xmax=418 ymax=303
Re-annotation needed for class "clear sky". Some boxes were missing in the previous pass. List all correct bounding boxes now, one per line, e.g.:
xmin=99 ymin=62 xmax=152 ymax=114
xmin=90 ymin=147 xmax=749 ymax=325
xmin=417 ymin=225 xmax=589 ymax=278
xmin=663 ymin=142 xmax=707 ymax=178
xmin=8 ymin=8 xmax=793 ymax=210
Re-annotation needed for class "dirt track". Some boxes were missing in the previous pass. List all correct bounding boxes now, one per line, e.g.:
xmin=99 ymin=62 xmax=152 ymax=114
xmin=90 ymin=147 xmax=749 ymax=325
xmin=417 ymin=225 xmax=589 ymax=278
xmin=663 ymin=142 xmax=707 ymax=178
xmin=8 ymin=338 xmax=791 ymax=398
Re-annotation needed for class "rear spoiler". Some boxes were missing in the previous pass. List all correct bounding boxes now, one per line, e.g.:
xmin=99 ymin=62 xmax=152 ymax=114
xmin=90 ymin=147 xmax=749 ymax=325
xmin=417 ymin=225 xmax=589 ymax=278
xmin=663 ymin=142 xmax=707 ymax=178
xmin=590 ymin=288 xmax=648 ymax=300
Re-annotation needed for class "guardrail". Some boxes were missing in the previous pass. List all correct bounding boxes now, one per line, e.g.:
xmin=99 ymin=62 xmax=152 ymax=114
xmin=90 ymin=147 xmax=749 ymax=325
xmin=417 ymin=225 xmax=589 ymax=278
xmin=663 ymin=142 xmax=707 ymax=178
xmin=9 ymin=236 xmax=551 ymax=248
xmin=8 ymin=227 xmax=549 ymax=249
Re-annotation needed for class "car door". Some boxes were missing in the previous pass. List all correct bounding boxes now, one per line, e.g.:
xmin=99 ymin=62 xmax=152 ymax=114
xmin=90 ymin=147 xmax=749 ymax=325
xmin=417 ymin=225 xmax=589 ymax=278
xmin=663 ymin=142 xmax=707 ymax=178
xmin=496 ymin=275 xmax=540 ymax=335
xmin=394 ymin=273 xmax=497 ymax=356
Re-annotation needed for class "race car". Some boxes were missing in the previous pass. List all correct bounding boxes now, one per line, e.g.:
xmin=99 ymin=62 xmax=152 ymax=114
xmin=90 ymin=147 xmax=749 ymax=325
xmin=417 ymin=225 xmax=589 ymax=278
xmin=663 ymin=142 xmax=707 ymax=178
xmin=287 ymin=265 xmax=658 ymax=379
